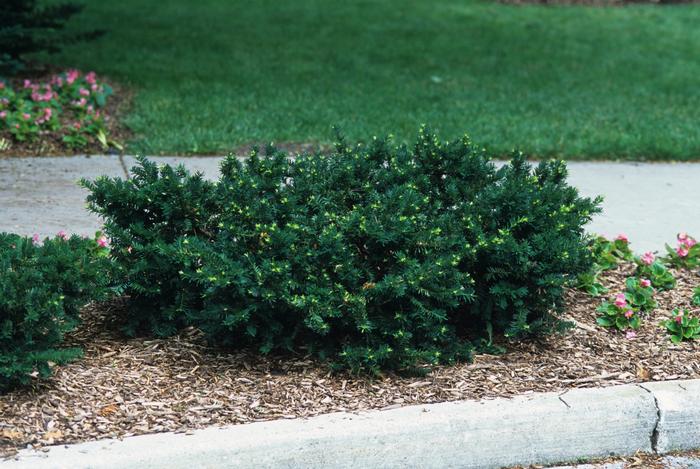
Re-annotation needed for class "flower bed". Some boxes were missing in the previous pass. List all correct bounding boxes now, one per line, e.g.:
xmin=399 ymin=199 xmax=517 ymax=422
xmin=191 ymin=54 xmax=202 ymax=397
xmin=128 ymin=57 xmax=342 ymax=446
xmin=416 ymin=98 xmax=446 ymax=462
xmin=0 ymin=233 xmax=698 ymax=457
xmin=0 ymin=70 xmax=128 ymax=155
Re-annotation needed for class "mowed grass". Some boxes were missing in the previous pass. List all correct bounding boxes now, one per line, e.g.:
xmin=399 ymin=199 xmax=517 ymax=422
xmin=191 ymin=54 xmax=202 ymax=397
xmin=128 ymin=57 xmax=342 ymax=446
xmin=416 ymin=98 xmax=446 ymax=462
xmin=47 ymin=0 xmax=700 ymax=159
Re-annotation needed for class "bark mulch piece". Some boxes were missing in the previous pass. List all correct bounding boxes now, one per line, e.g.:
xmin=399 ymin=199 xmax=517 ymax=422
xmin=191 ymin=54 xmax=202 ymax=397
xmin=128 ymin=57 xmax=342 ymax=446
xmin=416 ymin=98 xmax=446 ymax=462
xmin=1 ymin=264 xmax=699 ymax=458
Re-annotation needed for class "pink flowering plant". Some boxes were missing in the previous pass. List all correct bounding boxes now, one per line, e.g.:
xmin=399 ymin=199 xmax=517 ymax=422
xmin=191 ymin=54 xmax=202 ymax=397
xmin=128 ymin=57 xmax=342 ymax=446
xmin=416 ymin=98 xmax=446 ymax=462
xmin=574 ymin=270 xmax=608 ymax=296
xmin=589 ymin=234 xmax=634 ymax=270
xmin=596 ymin=293 xmax=640 ymax=330
xmin=0 ymin=70 xmax=118 ymax=150
xmin=663 ymin=233 xmax=700 ymax=270
xmin=624 ymin=276 xmax=657 ymax=312
xmin=575 ymin=234 xmax=633 ymax=296
xmin=663 ymin=308 xmax=700 ymax=344
xmin=634 ymin=252 xmax=676 ymax=291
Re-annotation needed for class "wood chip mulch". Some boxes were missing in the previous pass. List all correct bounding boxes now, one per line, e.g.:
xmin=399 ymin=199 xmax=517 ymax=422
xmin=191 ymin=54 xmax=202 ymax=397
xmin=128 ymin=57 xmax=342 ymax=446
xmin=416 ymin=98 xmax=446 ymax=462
xmin=1 ymin=263 xmax=699 ymax=458
xmin=515 ymin=448 xmax=700 ymax=468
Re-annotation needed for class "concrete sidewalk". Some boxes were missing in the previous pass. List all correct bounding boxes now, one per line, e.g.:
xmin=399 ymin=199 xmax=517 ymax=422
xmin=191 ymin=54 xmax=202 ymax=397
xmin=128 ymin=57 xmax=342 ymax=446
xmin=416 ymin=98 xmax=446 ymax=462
xmin=1 ymin=156 xmax=699 ymax=253
xmin=4 ymin=379 xmax=700 ymax=469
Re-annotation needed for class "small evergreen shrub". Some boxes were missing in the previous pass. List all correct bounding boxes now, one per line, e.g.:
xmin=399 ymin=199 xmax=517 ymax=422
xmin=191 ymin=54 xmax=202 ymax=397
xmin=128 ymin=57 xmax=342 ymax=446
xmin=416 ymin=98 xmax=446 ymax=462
xmin=0 ymin=232 xmax=110 ymax=391
xmin=0 ymin=0 xmax=100 ymax=75
xmin=84 ymin=130 xmax=600 ymax=373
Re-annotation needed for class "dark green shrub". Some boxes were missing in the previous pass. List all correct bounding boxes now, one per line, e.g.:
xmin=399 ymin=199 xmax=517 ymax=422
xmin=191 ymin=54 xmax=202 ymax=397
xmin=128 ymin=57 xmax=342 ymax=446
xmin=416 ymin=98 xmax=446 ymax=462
xmin=84 ymin=129 xmax=600 ymax=373
xmin=0 ymin=232 xmax=110 ymax=391
xmin=0 ymin=0 xmax=100 ymax=75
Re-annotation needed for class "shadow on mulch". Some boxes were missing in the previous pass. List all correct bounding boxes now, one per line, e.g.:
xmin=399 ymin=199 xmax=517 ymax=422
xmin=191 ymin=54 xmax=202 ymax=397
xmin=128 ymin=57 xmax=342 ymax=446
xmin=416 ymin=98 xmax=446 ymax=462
xmin=1 ymin=263 xmax=700 ymax=459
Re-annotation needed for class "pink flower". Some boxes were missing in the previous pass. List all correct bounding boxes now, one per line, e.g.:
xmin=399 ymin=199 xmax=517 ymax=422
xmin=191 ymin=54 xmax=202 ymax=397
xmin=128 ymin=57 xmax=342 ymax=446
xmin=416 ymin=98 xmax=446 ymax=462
xmin=85 ymin=72 xmax=97 ymax=84
xmin=678 ymin=232 xmax=689 ymax=242
xmin=640 ymin=279 xmax=651 ymax=288
xmin=626 ymin=331 xmax=637 ymax=339
xmin=614 ymin=293 xmax=627 ymax=308
xmin=32 ymin=233 xmax=40 ymax=244
xmin=66 ymin=69 xmax=80 ymax=85
xmin=675 ymin=314 xmax=683 ymax=324
xmin=640 ymin=251 xmax=655 ymax=265
xmin=57 ymin=230 xmax=68 ymax=240
xmin=677 ymin=246 xmax=689 ymax=258
xmin=73 ymin=122 xmax=82 ymax=130
xmin=0 ymin=111 xmax=6 ymax=119
xmin=91 ymin=83 xmax=99 ymax=92
xmin=97 ymin=236 xmax=109 ymax=248
xmin=35 ymin=107 xmax=53 ymax=125
xmin=22 ymin=113 xmax=30 ymax=120
xmin=682 ymin=237 xmax=697 ymax=249
xmin=616 ymin=233 xmax=629 ymax=243
xmin=0 ymin=82 xmax=4 ymax=89
xmin=624 ymin=310 xmax=634 ymax=319
xmin=79 ymin=88 xmax=90 ymax=97
xmin=23 ymin=79 xmax=32 ymax=88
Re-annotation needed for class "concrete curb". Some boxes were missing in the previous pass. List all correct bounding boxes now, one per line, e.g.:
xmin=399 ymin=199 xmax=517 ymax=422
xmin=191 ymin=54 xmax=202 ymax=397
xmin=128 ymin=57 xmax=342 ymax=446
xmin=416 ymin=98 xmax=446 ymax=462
xmin=4 ymin=379 xmax=700 ymax=469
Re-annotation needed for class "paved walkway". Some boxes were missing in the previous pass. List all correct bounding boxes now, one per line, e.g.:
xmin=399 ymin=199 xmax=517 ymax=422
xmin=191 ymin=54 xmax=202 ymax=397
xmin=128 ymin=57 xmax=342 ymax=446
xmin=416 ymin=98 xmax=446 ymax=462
xmin=1 ymin=156 xmax=699 ymax=253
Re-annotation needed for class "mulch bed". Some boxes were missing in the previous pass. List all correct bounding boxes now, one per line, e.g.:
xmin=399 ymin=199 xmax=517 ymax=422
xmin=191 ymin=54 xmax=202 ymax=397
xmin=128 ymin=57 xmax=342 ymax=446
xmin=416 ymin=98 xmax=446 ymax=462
xmin=518 ymin=448 xmax=700 ymax=468
xmin=1 ymin=263 xmax=699 ymax=458
xmin=0 ymin=73 xmax=133 ymax=158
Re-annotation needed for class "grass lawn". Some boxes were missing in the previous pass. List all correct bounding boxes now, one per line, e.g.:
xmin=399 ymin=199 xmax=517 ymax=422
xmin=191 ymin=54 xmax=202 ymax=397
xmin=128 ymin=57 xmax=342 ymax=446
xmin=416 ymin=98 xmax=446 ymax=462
xmin=45 ymin=0 xmax=700 ymax=159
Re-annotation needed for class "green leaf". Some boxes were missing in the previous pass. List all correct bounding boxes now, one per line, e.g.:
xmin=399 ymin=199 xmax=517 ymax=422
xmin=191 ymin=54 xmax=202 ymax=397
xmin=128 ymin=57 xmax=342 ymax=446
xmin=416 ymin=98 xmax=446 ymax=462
xmin=596 ymin=317 xmax=613 ymax=327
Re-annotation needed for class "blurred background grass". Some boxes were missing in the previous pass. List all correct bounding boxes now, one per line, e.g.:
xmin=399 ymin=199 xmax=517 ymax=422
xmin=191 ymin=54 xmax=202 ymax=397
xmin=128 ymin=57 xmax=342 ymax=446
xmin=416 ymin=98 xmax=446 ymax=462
xmin=45 ymin=0 xmax=700 ymax=159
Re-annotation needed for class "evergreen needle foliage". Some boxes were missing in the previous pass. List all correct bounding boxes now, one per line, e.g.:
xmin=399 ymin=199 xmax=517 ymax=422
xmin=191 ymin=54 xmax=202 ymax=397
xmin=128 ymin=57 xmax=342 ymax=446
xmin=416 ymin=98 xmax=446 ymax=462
xmin=0 ymin=233 xmax=111 ymax=391
xmin=84 ymin=129 xmax=600 ymax=374
xmin=0 ymin=0 xmax=101 ymax=75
